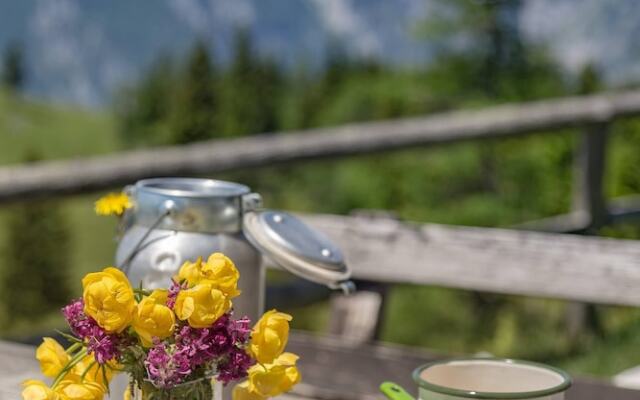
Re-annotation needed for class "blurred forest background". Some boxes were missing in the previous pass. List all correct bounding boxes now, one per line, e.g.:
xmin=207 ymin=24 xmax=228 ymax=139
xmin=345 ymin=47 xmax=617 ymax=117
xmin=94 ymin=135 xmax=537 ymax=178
xmin=2 ymin=0 xmax=640 ymax=379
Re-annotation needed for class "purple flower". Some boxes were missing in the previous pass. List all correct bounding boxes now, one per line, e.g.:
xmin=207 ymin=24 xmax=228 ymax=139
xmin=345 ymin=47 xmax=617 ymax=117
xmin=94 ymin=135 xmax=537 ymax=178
xmin=62 ymin=299 xmax=95 ymax=338
xmin=168 ymin=312 xmax=255 ymax=385
xmin=217 ymin=348 xmax=254 ymax=385
xmin=86 ymin=326 xmax=120 ymax=364
xmin=174 ymin=324 xmax=227 ymax=367
xmin=166 ymin=279 xmax=187 ymax=309
xmin=228 ymin=316 xmax=252 ymax=344
xmin=62 ymin=298 xmax=120 ymax=364
xmin=145 ymin=341 xmax=192 ymax=389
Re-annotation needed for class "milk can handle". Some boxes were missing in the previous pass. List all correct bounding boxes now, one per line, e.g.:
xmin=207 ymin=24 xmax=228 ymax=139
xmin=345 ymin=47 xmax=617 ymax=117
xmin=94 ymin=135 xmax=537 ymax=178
xmin=118 ymin=199 xmax=177 ymax=274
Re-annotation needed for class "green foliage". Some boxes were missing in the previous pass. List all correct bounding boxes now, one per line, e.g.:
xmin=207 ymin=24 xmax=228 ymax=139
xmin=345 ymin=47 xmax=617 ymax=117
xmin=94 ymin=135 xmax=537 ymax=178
xmin=2 ymin=41 xmax=24 ymax=91
xmin=217 ymin=29 xmax=283 ymax=136
xmin=2 ymin=195 xmax=72 ymax=322
xmin=115 ymin=55 xmax=176 ymax=146
xmin=171 ymin=41 xmax=218 ymax=144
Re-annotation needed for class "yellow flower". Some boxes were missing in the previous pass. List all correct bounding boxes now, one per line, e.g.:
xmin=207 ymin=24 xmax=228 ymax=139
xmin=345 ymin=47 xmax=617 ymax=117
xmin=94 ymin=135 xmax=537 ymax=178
xmin=82 ymin=267 xmax=136 ymax=333
xmin=176 ymin=257 xmax=204 ymax=286
xmin=177 ymin=253 xmax=241 ymax=298
xmin=232 ymin=381 xmax=266 ymax=400
xmin=247 ymin=353 xmax=301 ymax=397
xmin=201 ymin=253 xmax=241 ymax=298
xmin=249 ymin=309 xmax=292 ymax=364
xmin=174 ymin=282 xmax=231 ymax=328
xmin=132 ymin=289 xmax=175 ymax=346
xmin=94 ymin=192 xmax=132 ymax=216
xmin=22 ymin=380 xmax=59 ymax=400
xmin=56 ymin=380 xmax=105 ymax=400
xmin=36 ymin=338 xmax=70 ymax=378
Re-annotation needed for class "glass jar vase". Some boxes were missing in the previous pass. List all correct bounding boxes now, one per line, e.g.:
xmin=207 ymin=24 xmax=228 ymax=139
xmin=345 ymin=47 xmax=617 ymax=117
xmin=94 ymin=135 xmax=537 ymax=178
xmin=129 ymin=378 xmax=223 ymax=400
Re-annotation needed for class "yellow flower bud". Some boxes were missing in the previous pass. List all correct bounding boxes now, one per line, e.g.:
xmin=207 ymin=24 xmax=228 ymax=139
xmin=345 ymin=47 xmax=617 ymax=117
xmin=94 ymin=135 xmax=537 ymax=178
xmin=174 ymin=282 xmax=231 ymax=328
xmin=132 ymin=289 xmax=175 ymax=346
xmin=94 ymin=192 xmax=132 ymax=216
xmin=177 ymin=257 xmax=204 ymax=286
xmin=201 ymin=253 xmax=241 ymax=298
xmin=232 ymin=381 xmax=266 ymax=400
xmin=249 ymin=310 xmax=292 ymax=364
xmin=82 ymin=267 xmax=136 ymax=333
xmin=247 ymin=353 xmax=301 ymax=397
xmin=22 ymin=380 xmax=58 ymax=400
xmin=36 ymin=338 xmax=70 ymax=378
xmin=177 ymin=253 xmax=241 ymax=298
xmin=57 ymin=381 xmax=105 ymax=400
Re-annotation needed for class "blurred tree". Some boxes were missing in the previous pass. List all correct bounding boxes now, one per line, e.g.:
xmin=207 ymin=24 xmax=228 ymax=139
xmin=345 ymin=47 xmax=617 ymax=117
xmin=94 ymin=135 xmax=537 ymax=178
xmin=419 ymin=0 xmax=559 ymax=101
xmin=219 ymin=29 xmax=283 ymax=136
xmin=323 ymin=39 xmax=352 ymax=94
xmin=116 ymin=54 xmax=176 ymax=146
xmin=577 ymin=63 xmax=602 ymax=95
xmin=1 ymin=152 xmax=71 ymax=322
xmin=171 ymin=40 xmax=218 ymax=144
xmin=2 ymin=41 xmax=25 ymax=91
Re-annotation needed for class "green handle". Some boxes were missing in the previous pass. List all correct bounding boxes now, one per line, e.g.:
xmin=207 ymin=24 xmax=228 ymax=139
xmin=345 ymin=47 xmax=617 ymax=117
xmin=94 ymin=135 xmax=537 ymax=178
xmin=380 ymin=382 xmax=416 ymax=400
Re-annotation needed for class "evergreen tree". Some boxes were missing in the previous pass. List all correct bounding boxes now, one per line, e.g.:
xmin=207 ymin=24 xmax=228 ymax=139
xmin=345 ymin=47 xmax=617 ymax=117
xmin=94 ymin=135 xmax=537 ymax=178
xmin=116 ymin=54 xmax=176 ymax=146
xmin=219 ymin=29 xmax=283 ymax=136
xmin=171 ymin=40 xmax=217 ymax=144
xmin=323 ymin=39 xmax=352 ymax=93
xmin=2 ymin=41 xmax=25 ymax=91
xmin=2 ymin=154 xmax=71 ymax=321
xmin=577 ymin=63 xmax=602 ymax=95
xmin=421 ymin=0 xmax=532 ymax=99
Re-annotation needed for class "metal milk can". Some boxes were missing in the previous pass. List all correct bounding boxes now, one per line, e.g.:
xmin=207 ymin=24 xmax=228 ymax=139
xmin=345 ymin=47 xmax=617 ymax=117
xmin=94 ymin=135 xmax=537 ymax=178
xmin=115 ymin=177 xmax=353 ymax=322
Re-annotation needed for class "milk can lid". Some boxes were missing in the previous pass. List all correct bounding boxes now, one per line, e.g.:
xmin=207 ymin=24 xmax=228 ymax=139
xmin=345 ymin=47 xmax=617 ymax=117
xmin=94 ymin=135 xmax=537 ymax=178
xmin=243 ymin=210 xmax=352 ymax=291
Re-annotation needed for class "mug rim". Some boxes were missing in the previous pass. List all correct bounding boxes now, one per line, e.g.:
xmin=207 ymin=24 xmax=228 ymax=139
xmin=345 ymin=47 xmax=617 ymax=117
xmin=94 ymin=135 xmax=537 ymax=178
xmin=412 ymin=357 xmax=572 ymax=399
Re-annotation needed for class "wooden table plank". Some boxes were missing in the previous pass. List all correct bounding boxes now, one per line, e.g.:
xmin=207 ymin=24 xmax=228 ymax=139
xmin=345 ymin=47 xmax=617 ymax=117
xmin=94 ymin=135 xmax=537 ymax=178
xmin=2 ymin=334 xmax=639 ymax=400
xmin=287 ymin=331 xmax=640 ymax=400
xmin=0 ymin=340 xmax=40 ymax=400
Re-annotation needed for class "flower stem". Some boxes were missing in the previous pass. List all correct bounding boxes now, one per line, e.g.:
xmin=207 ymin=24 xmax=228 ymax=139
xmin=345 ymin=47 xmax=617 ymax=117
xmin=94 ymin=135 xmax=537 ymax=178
xmin=52 ymin=350 xmax=86 ymax=388
xmin=65 ymin=342 xmax=82 ymax=354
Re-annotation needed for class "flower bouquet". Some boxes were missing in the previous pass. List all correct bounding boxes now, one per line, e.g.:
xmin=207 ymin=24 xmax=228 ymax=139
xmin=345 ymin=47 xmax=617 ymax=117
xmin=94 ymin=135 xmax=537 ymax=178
xmin=23 ymin=252 xmax=300 ymax=400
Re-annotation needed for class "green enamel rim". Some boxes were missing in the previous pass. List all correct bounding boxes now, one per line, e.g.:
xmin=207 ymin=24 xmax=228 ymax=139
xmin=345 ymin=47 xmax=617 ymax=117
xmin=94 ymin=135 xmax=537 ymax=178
xmin=412 ymin=358 xmax=572 ymax=399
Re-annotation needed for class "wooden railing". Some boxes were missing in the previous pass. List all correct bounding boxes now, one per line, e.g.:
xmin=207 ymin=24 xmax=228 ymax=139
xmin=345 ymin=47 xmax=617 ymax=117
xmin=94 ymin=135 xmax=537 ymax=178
xmin=4 ymin=90 xmax=640 ymax=398
xmin=2 ymin=90 xmax=640 ymax=224
xmin=2 ymin=91 xmax=640 ymax=312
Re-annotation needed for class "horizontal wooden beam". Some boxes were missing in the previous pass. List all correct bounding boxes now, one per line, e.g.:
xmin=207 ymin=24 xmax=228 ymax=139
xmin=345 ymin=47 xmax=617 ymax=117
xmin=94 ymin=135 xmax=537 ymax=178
xmin=609 ymin=195 xmax=640 ymax=224
xmin=1 ymin=90 xmax=640 ymax=202
xmin=301 ymin=213 xmax=640 ymax=307
xmin=512 ymin=195 xmax=640 ymax=233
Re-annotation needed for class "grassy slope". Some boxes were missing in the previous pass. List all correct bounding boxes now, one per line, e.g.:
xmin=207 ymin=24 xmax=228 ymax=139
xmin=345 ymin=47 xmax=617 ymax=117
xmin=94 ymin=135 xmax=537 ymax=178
xmin=0 ymin=91 xmax=119 ymax=164
xmin=0 ymin=90 xmax=120 ymax=336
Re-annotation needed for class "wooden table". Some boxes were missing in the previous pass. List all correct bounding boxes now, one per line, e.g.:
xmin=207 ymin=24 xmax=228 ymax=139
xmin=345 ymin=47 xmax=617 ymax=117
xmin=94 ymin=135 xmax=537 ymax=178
xmin=2 ymin=332 xmax=639 ymax=400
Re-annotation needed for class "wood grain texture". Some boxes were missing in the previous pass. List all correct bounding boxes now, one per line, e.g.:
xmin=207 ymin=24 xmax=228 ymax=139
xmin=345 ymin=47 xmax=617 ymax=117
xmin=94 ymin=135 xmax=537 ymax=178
xmin=2 ymin=90 xmax=640 ymax=202
xmin=3 ymin=335 xmax=636 ymax=400
xmin=287 ymin=331 xmax=640 ymax=400
xmin=301 ymin=214 xmax=640 ymax=306
xmin=0 ymin=340 xmax=39 ymax=400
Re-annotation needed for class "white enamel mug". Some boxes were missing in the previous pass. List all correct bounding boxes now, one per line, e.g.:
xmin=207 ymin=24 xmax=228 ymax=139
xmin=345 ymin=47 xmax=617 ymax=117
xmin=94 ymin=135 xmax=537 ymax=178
xmin=382 ymin=358 xmax=571 ymax=400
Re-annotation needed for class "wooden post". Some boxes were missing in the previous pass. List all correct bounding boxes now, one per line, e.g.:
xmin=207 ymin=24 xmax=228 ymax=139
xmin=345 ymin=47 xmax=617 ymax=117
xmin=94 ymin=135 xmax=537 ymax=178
xmin=567 ymin=122 xmax=609 ymax=341
xmin=572 ymin=123 xmax=609 ymax=231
